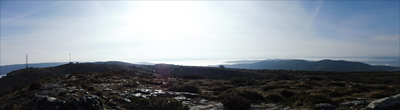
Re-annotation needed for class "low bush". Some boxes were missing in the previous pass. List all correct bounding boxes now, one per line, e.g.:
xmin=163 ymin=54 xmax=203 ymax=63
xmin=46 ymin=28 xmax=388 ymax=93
xmin=367 ymin=91 xmax=388 ymax=99
xmin=210 ymin=85 xmax=234 ymax=91
xmin=182 ymin=74 xmax=203 ymax=79
xmin=265 ymin=93 xmax=284 ymax=103
xmin=28 ymin=82 xmax=42 ymax=91
xmin=284 ymin=94 xmax=333 ymax=108
xmin=123 ymin=82 xmax=138 ymax=88
xmin=168 ymin=85 xmax=199 ymax=93
xmin=327 ymin=82 xmax=346 ymax=87
xmin=294 ymin=84 xmax=312 ymax=89
xmin=279 ymin=89 xmax=295 ymax=98
xmin=262 ymin=85 xmax=290 ymax=91
xmin=219 ymin=89 xmax=264 ymax=101
xmin=221 ymin=96 xmax=250 ymax=110
xmin=230 ymin=77 xmax=255 ymax=86
xmin=327 ymin=91 xmax=342 ymax=98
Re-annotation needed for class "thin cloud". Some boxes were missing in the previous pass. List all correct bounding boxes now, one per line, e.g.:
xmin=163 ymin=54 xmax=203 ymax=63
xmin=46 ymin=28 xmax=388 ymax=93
xmin=309 ymin=0 xmax=323 ymax=27
xmin=368 ymin=34 xmax=400 ymax=42
xmin=1 ymin=2 xmax=64 ymax=24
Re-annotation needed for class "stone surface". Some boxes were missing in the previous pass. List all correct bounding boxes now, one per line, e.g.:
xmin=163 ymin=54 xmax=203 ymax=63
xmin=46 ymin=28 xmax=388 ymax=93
xmin=32 ymin=95 xmax=104 ymax=110
xmin=315 ymin=103 xmax=336 ymax=110
xmin=368 ymin=94 xmax=400 ymax=110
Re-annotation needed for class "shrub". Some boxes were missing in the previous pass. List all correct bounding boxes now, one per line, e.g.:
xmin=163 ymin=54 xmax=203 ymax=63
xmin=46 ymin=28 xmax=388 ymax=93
xmin=221 ymin=96 xmax=250 ymax=110
xmin=327 ymin=82 xmax=346 ymax=87
xmin=230 ymin=77 xmax=255 ymax=86
xmin=327 ymin=91 xmax=342 ymax=98
xmin=280 ymin=89 xmax=295 ymax=98
xmin=123 ymin=82 xmax=138 ymax=88
xmin=219 ymin=89 xmax=264 ymax=101
xmin=308 ymin=76 xmax=324 ymax=81
xmin=81 ymin=83 xmax=90 ymax=89
xmin=237 ymin=90 xmax=264 ymax=101
xmin=88 ymin=86 xmax=97 ymax=91
xmin=200 ymin=92 xmax=219 ymax=101
xmin=284 ymin=94 xmax=332 ymax=108
xmin=265 ymin=93 xmax=284 ymax=103
xmin=168 ymin=85 xmax=199 ymax=93
xmin=210 ymin=85 xmax=234 ymax=91
xmin=58 ymin=91 xmax=67 ymax=96
xmin=262 ymin=85 xmax=290 ymax=91
xmin=28 ymin=82 xmax=42 ymax=91
xmin=367 ymin=91 xmax=388 ymax=99
xmin=182 ymin=74 xmax=203 ymax=79
xmin=95 ymin=91 xmax=103 ymax=96
xmin=294 ymin=84 xmax=312 ymax=89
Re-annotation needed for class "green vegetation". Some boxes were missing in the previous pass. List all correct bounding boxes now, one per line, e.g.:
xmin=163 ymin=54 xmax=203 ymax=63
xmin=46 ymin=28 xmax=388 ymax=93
xmin=168 ymin=85 xmax=199 ymax=93
xmin=220 ymin=96 xmax=250 ymax=110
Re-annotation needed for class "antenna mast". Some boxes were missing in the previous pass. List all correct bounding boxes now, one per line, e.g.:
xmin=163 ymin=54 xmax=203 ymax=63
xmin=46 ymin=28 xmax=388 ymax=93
xmin=69 ymin=53 xmax=71 ymax=63
xmin=26 ymin=53 xmax=28 ymax=69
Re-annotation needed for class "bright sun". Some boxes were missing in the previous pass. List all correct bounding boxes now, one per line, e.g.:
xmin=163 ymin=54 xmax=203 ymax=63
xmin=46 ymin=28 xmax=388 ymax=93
xmin=127 ymin=1 xmax=203 ymax=40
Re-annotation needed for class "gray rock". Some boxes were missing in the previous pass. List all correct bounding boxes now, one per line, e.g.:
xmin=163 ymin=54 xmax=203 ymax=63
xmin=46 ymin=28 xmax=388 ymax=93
xmin=182 ymin=92 xmax=199 ymax=98
xmin=315 ymin=103 xmax=336 ymax=110
xmin=32 ymin=95 xmax=104 ymax=110
xmin=368 ymin=94 xmax=400 ymax=110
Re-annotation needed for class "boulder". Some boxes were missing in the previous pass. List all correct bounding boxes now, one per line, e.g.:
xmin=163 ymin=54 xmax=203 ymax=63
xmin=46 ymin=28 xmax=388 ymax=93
xmin=368 ymin=94 xmax=400 ymax=110
xmin=33 ymin=95 xmax=66 ymax=110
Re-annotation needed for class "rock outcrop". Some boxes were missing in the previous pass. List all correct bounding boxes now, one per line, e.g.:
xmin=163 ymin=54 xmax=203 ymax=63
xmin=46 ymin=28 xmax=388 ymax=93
xmin=315 ymin=103 xmax=336 ymax=110
xmin=367 ymin=94 xmax=400 ymax=110
xmin=33 ymin=95 xmax=104 ymax=110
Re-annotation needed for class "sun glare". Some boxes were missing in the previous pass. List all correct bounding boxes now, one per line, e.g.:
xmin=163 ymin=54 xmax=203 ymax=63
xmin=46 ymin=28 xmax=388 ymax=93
xmin=129 ymin=1 xmax=203 ymax=41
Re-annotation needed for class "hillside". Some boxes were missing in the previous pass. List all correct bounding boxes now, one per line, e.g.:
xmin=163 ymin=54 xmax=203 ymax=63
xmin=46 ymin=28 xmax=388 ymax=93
xmin=0 ymin=62 xmax=66 ymax=75
xmin=0 ymin=61 xmax=399 ymax=110
xmin=223 ymin=59 xmax=400 ymax=71
xmin=0 ymin=62 xmax=141 ymax=94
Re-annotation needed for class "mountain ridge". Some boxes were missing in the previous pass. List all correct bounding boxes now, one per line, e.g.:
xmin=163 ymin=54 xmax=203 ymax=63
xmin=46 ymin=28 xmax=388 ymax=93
xmin=222 ymin=59 xmax=399 ymax=72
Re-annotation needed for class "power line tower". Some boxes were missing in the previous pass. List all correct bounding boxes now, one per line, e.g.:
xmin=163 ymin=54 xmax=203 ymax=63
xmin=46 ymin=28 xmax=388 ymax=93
xmin=26 ymin=53 xmax=28 ymax=69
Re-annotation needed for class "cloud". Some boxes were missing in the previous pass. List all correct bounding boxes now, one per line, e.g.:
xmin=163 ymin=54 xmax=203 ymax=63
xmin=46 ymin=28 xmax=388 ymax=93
xmin=1 ymin=1 xmax=398 ymax=66
xmin=368 ymin=34 xmax=400 ymax=42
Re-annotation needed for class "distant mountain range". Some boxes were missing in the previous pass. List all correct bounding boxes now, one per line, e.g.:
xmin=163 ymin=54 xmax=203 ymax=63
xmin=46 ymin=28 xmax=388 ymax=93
xmin=222 ymin=59 xmax=400 ymax=72
xmin=1 ymin=59 xmax=398 ymax=77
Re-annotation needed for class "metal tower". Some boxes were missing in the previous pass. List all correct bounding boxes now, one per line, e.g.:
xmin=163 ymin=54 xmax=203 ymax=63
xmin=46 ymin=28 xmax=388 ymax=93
xmin=26 ymin=54 xmax=28 ymax=69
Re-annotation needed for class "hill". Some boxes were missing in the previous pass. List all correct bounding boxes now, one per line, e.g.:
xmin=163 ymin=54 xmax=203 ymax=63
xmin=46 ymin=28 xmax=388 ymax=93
xmin=0 ymin=61 xmax=141 ymax=94
xmin=0 ymin=61 xmax=399 ymax=110
xmin=223 ymin=59 xmax=400 ymax=71
xmin=0 ymin=62 xmax=66 ymax=76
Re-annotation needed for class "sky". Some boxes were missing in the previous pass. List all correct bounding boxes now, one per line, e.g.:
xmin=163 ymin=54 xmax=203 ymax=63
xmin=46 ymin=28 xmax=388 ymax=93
xmin=1 ymin=1 xmax=399 ymax=66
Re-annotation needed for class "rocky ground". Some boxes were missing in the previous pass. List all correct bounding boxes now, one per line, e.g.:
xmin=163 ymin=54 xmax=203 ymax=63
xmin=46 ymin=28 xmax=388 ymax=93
xmin=0 ymin=63 xmax=399 ymax=110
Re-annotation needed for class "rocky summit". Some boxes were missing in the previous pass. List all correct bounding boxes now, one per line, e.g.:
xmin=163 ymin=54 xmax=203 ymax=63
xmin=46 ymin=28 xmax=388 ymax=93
xmin=0 ymin=62 xmax=399 ymax=110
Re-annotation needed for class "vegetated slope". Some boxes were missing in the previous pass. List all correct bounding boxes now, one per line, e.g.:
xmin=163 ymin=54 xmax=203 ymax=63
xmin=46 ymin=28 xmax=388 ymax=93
xmin=224 ymin=59 xmax=400 ymax=71
xmin=0 ymin=62 xmax=261 ymax=95
xmin=0 ymin=62 xmax=138 ymax=94
xmin=169 ymin=66 xmax=260 ymax=79
xmin=130 ymin=64 xmax=261 ymax=79
xmin=1 ymin=63 xmax=400 ymax=110
xmin=0 ymin=62 xmax=66 ymax=75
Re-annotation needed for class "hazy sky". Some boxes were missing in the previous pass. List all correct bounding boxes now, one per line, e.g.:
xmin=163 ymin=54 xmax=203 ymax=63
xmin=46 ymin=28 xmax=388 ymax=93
xmin=1 ymin=1 xmax=399 ymax=66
